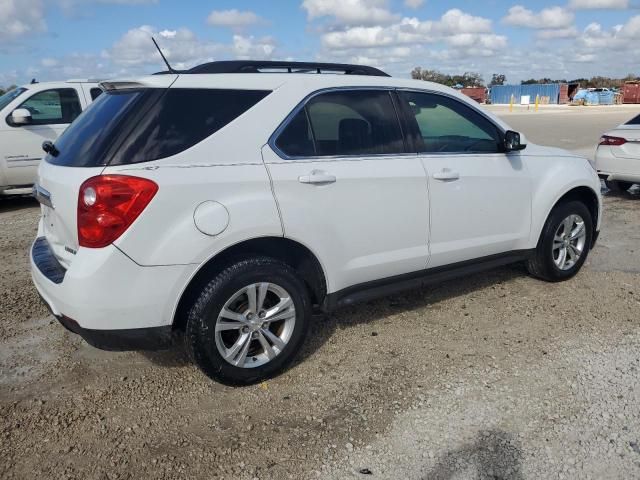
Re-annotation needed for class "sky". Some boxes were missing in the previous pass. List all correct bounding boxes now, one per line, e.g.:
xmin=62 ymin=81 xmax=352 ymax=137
xmin=0 ymin=0 xmax=638 ymax=87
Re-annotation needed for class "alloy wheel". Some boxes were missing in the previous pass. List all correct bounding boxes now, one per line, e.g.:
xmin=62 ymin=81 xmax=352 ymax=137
xmin=552 ymin=214 xmax=587 ymax=271
xmin=214 ymin=283 xmax=296 ymax=368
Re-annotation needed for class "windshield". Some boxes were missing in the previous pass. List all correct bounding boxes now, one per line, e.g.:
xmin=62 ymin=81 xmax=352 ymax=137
xmin=0 ymin=87 xmax=27 ymax=111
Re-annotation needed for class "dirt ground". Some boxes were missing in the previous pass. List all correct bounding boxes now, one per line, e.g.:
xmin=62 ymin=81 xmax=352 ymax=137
xmin=1 ymin=108 xmax=640 ymax=480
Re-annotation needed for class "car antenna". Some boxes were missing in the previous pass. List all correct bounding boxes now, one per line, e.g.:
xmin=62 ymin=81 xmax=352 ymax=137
xmin=152 ymin=37 xmax=176 ymax=74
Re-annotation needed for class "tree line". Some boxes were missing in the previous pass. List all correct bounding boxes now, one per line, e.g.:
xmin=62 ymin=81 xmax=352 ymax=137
xmin=411 ymin=67 xmax=639 ymax=89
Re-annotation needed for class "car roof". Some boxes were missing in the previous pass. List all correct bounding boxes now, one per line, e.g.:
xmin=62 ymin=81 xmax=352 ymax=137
xmin=103 ymin=72 xmax=455 ymax=96
xmin=19 ymin=79 xmax=101 ymax=90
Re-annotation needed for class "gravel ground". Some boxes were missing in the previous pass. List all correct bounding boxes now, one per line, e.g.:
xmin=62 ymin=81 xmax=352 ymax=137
xmin=1 ymin=108 xmax=640 ymax=479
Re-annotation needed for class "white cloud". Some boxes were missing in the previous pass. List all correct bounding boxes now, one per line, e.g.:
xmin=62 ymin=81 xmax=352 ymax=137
xmin=404 ymin=0 xmax=424 ymax=9
xmin=320 ymin=9 xmax=498 ymax=50
xmin=503 ymin=5 xmax=574 ymax=29
xmin=207 ymin=9 xmax=264 ymax=29
xmin=568 ymin=0 xmax=628 ymax=9
xmin=0 ymin=0 xmax=46 ymax=41
xmin=302 ymin=0 xmax=399 ymax=26
xmin=537 ymin=26 xmax=579 ymax=39
xmin=75 ymin=25 xmax=275 ymax=76
xmin=315 ymin=9 xmax=506 ymax=79
xmin=578 ymin=15 xmax=640 ymax=48
xmin=41 ymin=58 xmax=59 ymax=68
xmin=232 ymin=35 xmax=276 ymax=59
xmin=107 ymin=25 xmax=225 ymax=70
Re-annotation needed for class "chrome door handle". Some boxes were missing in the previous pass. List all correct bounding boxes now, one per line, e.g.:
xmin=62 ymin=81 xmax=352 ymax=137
xmin=298 ymin=170 xmax=337 ymax=185
xmin=433 ymin=169 xmax=460 ymax=181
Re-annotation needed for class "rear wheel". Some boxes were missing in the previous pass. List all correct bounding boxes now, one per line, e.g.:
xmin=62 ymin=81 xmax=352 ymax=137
xmin=185 ymin=257 xmax=311 ymax=385
xmin=526 ymin=201 xmax=593 ymax=282
xmin=605 ymin=180 xmax=633 ymax=193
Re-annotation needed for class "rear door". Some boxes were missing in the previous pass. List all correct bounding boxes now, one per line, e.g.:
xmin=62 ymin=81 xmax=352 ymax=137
xmin=396 ymin=90 xmax=531 ymax=268
xmin=264 ymin=89 xmax=430 ymax=293
xmin=4 ymin=87 xmax=84 ymax=186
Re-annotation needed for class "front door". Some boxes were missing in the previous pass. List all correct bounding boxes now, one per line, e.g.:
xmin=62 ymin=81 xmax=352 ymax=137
xmin=2 ymin=88 xmax=83 ymax=186
xmin=264 ymin=89 xmax=430 ymax=293
xmin=396 ymin=90 xmax=532 ymax=269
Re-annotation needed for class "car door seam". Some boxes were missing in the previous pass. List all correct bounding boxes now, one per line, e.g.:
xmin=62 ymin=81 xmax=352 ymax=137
xmin=261 ymin=145 xmax=286 ymax=238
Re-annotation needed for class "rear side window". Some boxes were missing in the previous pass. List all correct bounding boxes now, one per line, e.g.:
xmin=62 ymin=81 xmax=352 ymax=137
xmin=90 ymin=88 xmax=103 ymax=101
xmin=16 ymin=88 xmax=81 ymax=125
xmin=47 ymin=88 xmax=270 ymax=167
xmin=626 ymin=114 xmax=640 ymax=125
xmin=275 ymin=90 xmax=404 ymax=157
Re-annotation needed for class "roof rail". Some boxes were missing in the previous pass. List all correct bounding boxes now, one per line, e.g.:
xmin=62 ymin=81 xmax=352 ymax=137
xmin=66 ymin=78 xmax=105 ymax=83
xmin=179 ymin=60 xmax=390 ymax=77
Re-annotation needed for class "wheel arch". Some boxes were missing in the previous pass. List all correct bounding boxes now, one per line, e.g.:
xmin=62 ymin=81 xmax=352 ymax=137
xmin=171 ymin=236 xmax=328 ymax=330
xmin=535 ymin=185 xmax=600 ymax=248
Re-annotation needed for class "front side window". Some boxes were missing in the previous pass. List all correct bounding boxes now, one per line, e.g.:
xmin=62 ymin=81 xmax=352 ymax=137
xmin=398 ymin=91 xmax=502 ymax=153
xmin=275 ymin=90 xmax=405 ymax=157
xmin=17 ymin=88 xmax=82 ymax=125
xmin=0 ymin=87 xmax=27 ymax=111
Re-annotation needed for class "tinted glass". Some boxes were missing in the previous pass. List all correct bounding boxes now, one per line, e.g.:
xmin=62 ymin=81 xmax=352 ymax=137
xmin=275 ymin=109 xmax=315 ymax=156
xmin=47 ymin=88 xmax=270 ymax=167
xmin=626 ymin=114 xmax=640 ymax=125
xmin=18 ymin=88 xmax=81 ymax=125
xmin=306 ymin=91 xmax=404 ymax=156
xmin=398 ymin=92 xmax=501 ymax=153
xmin=0 ymin=87 xmax=27 ymax=111
xmin=110 ymin=88 xmax=270 ymax=165
xmin=47 ymin=89 xmax=146 ymax=167
xmin=90 ymin=88 xmax=103 ymax=101
xmin=276 ymin=90 xmax=405 ymax=157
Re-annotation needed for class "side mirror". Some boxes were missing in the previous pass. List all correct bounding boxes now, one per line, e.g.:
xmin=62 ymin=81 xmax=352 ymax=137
xmin=11 ymin=108 xmax=32 ymax=125
xmin=504 ymin=130 xmax=526 ymax=152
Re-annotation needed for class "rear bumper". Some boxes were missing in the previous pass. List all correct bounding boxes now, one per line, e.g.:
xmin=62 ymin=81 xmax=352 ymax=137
xmin=57 ymin=312 xmax=174 ymax=351
xmin=37 ymin=292 xmax=173 ymax=350
xmin=31 ymin=233 xmax=196 ymax=350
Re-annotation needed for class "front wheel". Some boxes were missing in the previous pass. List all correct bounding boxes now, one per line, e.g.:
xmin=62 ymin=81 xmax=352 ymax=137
xmin=605 ymin=180 xmax=633 ymax=193
xmin=526 ymin=201 xmax=593 ymax=282
xmin=185 ymin=257 xmax=311 ymax=385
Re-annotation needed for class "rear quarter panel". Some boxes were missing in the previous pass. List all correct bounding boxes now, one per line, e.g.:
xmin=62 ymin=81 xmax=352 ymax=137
xmin=107 ymin=162 xmax=282 ymax=266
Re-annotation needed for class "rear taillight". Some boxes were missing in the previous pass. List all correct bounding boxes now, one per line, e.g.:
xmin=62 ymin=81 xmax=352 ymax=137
xmin=599 ymin=135 xmax=627 ymax=146
xmin=78 ymin=175 xmax=158 ymax=248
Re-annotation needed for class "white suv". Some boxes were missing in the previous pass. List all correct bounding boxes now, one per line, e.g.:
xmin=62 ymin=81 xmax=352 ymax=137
xmin=30 ymin=61 xmax=602 ymax=385
xmin=0 ymin=79 xmax=102 ymax=195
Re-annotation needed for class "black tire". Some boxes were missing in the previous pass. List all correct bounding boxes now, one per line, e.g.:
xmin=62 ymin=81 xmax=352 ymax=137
xmin=605 ymin=180 xmax=633 ymax=193
xmin=185 ymin=256 xmax=311 ymax=385
xmin=526 ymin=200 xmax=593 ymax=282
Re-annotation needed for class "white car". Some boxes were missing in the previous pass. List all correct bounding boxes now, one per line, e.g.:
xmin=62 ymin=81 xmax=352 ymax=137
xmin=0 ymin=79 xmax=102 ymax=195
xmin=595 ymin=113 xmax=640 ymax=192
xmin=30 ymin=61 xmax=602 ymax=385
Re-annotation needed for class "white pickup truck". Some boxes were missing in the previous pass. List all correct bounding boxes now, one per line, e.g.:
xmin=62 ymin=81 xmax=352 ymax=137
xmin=0 ymin=80 xmax=102 ymax=195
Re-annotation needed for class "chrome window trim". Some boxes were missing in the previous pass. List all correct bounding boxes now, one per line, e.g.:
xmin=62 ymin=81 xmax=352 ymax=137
xmin=268 ymin=86 xmax=414 ymax=161
xmin=268 ymin=86 xmax=509 ymax=161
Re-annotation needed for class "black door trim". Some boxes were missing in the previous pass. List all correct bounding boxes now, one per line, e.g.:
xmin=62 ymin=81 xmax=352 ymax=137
xmin=322 ymin=249 xmax=534 ymax=312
